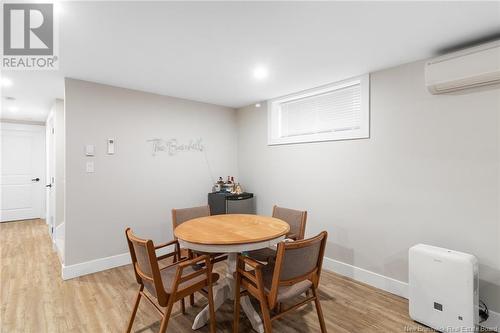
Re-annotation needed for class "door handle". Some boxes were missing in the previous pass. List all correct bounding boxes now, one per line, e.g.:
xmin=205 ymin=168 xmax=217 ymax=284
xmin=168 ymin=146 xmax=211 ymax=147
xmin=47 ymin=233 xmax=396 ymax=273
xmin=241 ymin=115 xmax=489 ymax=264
xmin=32 ymin=178 xmax=40 ymax=182
xmin=46 ymin=184 xmax=52 ymax=188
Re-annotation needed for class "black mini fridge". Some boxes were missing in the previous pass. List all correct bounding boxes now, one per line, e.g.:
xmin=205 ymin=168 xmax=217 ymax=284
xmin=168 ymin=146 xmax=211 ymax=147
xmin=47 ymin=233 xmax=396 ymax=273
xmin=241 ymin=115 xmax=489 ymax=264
xmin=208 ymin=192 xmax=255 ymax=215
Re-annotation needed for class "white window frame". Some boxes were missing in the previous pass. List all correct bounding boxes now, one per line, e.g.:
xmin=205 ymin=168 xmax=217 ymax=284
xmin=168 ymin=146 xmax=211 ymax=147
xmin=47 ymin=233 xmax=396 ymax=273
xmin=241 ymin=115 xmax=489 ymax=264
xmin=267 ymin=74 xmax=370 ymax=145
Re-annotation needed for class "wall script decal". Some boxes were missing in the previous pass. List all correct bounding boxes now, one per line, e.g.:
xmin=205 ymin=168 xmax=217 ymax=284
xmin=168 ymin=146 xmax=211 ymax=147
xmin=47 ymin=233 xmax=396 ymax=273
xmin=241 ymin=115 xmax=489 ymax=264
xmin=147 ymin=138 xmax=204 ymax=156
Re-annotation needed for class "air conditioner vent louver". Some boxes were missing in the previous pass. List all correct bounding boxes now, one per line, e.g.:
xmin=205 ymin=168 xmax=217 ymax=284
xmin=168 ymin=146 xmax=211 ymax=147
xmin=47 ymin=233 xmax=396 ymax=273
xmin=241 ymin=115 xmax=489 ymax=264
xmin=425 ymin=41 xmax=500 ymax=94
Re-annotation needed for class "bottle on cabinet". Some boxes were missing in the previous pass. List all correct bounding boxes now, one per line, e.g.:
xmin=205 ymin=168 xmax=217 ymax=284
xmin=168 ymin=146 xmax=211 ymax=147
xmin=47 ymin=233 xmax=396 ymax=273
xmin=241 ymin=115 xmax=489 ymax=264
xmin=213 ymin=177 xmax=225 ymax=192
xmin=234 ymin=183 xmax=242 ymax=195
xmin=213 ymin=176 xmax=238 ymax=193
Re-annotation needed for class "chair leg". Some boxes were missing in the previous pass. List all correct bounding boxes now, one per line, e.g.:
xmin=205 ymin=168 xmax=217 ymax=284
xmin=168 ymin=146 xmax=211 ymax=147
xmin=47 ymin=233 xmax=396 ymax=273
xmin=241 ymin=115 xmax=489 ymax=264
xmin=158 ymin=301 xmax=175 ymax=333
xmin=312 ymin=287 xmax=327 ymax=333
xmin=187 ymin=251 xmax=196 ymax=309
xmin=233 ymin=274 xmax=241 ymax=333
xmin=207 ymin=281 xmax=216 ymax=333
xmin=258 ymin=297 xmax=273 ymax=333
xmin=126 ymin=290 xmax=142 ymax=333
xmin=180 ymin=298 xmax=186 ymax=315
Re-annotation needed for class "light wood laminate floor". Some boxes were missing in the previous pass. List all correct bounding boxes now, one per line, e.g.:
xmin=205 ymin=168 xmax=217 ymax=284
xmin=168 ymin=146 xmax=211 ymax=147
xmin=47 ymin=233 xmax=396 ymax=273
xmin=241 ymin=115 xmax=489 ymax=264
xmin=1 ymin=219 xmax=429 ymax=333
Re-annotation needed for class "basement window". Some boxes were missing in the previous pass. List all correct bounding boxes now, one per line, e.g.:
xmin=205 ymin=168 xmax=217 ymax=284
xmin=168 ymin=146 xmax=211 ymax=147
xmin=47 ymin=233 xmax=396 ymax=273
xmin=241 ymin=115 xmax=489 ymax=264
xmin=268 ymin=74 xmax=370 ymax=145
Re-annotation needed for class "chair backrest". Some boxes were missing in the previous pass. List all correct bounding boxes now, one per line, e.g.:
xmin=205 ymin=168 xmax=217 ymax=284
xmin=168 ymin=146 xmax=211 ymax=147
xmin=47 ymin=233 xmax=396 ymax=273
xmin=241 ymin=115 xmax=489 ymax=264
xmin=269 ymin=231 xmax=328 ymax=306
xmin=125 ymin=228 xmax=168 ymax=306
xmin=272 ymin=205 xmax=307 ymax=240
xmin=171 ymin=205 xmax=210 ymax=235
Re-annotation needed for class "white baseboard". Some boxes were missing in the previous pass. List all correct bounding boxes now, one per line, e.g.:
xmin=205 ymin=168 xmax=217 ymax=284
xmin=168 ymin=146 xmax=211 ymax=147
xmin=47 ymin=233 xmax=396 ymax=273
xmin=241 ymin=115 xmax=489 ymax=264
xmin=323 ymin=256 xmax=409 ymax=298
xmin=61 ymin=247 xmax=171 ymax=280
xmin=62 ymin=252 xmax=131 ymax=280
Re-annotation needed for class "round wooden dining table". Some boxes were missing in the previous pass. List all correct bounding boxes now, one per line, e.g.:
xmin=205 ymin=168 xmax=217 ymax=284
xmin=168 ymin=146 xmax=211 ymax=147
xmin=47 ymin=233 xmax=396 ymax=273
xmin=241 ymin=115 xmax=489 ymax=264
xmin=174 ymin=214 xmax=290 ymax=333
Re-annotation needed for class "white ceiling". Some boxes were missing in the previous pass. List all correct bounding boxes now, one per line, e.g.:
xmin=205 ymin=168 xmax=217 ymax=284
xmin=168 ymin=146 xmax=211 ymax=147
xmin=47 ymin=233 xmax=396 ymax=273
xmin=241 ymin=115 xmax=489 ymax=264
xmin=2 ymin=1 xmax=500 ymax=122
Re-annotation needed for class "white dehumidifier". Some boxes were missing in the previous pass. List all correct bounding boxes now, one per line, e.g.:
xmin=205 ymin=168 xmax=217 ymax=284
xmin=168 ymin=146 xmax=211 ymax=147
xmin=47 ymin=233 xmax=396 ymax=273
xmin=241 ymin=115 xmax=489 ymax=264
xmin=409 ymin=244 xmax=479 ymax=332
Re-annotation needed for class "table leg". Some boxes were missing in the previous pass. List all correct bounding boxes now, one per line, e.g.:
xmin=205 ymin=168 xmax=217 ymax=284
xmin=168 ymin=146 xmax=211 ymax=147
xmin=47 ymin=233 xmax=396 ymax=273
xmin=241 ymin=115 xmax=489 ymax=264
xmin=191 ymin=277 xmax=230 ymax=330
xmin=239 ymin=295 xmax=264 ymax=333
xmin=191 ymin=253 xmax=264 ymax=333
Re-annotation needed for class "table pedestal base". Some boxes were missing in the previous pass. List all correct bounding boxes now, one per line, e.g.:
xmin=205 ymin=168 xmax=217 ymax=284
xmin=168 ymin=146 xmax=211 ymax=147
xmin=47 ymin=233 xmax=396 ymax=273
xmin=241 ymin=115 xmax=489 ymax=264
xmin=191 ymin=253 xmax=264 ymax=333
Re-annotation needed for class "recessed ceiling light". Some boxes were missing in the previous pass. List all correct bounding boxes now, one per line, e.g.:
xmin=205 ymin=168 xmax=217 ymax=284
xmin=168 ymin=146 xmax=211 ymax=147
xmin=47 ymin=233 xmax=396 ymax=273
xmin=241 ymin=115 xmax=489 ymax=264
xmin=253 ymin=66 xmax=268 ymax=80
xmin=1 ymin=78 xmax=13 ymax=87
xmin=255 ymin=103 xmax=261 ymax=108
xmin=9 ymin=106 xmax=19 ymax=112
xmin=54 ymin=3 xmax=64 ymax=15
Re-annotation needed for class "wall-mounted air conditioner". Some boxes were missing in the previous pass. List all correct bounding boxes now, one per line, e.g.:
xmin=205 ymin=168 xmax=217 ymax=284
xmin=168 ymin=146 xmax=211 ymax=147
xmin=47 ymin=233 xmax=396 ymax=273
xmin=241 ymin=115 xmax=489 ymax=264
xmin=425 ymin=40 xmax=500 ymax=94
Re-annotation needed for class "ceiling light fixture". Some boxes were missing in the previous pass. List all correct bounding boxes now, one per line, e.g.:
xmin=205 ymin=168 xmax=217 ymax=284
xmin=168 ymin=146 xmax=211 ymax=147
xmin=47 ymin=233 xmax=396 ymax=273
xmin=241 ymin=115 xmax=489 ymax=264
xmin=255 ymin=103 xmax=261 ymax=108
xmin=253 ymin=66 xmax=269 ymax=80
xmin=1 ymin=78 xmax=13 ymax=87
xmin=54 ymin=3 xmax=64 ymax=15
xmin=9 ymin=106 xmax=19 ymax=112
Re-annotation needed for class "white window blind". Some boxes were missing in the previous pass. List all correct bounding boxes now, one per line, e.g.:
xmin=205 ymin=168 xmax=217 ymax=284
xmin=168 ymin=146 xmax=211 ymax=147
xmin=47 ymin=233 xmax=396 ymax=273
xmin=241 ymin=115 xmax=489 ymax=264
xmin=268 ymin=74 xmax=369 ymax=145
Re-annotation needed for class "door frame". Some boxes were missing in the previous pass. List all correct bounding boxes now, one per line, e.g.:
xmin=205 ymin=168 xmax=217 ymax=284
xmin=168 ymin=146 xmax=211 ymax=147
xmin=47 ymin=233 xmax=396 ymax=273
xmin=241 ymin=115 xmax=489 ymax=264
xmin=45 ymin=112 xmax=56 ymax=239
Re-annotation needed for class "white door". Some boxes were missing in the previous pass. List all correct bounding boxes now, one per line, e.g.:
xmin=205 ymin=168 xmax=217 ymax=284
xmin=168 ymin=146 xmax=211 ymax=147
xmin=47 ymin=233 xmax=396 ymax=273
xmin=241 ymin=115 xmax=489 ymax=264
xmin=1 ymin=123 xmax=45 ymax=222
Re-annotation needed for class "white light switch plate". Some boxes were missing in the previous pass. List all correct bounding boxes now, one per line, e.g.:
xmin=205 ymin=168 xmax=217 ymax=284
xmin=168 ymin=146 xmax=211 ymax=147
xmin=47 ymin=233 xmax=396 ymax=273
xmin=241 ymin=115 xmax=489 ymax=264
xmin=107 ymin=138 xmax=115 ymax=154
xmin=85 ymin=145 xmax=95 ymax=156
xmin=86 ymin=161 xmax=94 ymax=173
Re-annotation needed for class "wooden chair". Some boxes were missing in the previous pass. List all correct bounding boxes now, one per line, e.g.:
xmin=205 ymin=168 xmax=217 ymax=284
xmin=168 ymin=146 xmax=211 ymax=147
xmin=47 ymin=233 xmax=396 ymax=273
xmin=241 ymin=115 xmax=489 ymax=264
xmin=247 ymin=205 xmax=308 ymax=262
xmin=171 ymin=205 xmax=212 ymax=259
xmin=172 ymin=206 xmax=228 ymax=265
xmin=171 ymin=205 xmax=212 ymax=233
xmin=171 ymin=205 xmax=227 ymax=306
xmin=125 ymin=228 xmax=218 ymax=333
xmin=234 ymin=231 xmax=328 ymax=333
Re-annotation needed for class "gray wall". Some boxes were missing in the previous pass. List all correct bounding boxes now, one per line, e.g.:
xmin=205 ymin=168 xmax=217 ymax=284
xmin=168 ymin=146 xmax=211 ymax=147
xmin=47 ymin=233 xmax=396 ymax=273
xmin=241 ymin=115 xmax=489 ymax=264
xmin=64 ymin=79 xmax=238 ymax=266
xmin=236 ymin=60 xmax=500 ymax=311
